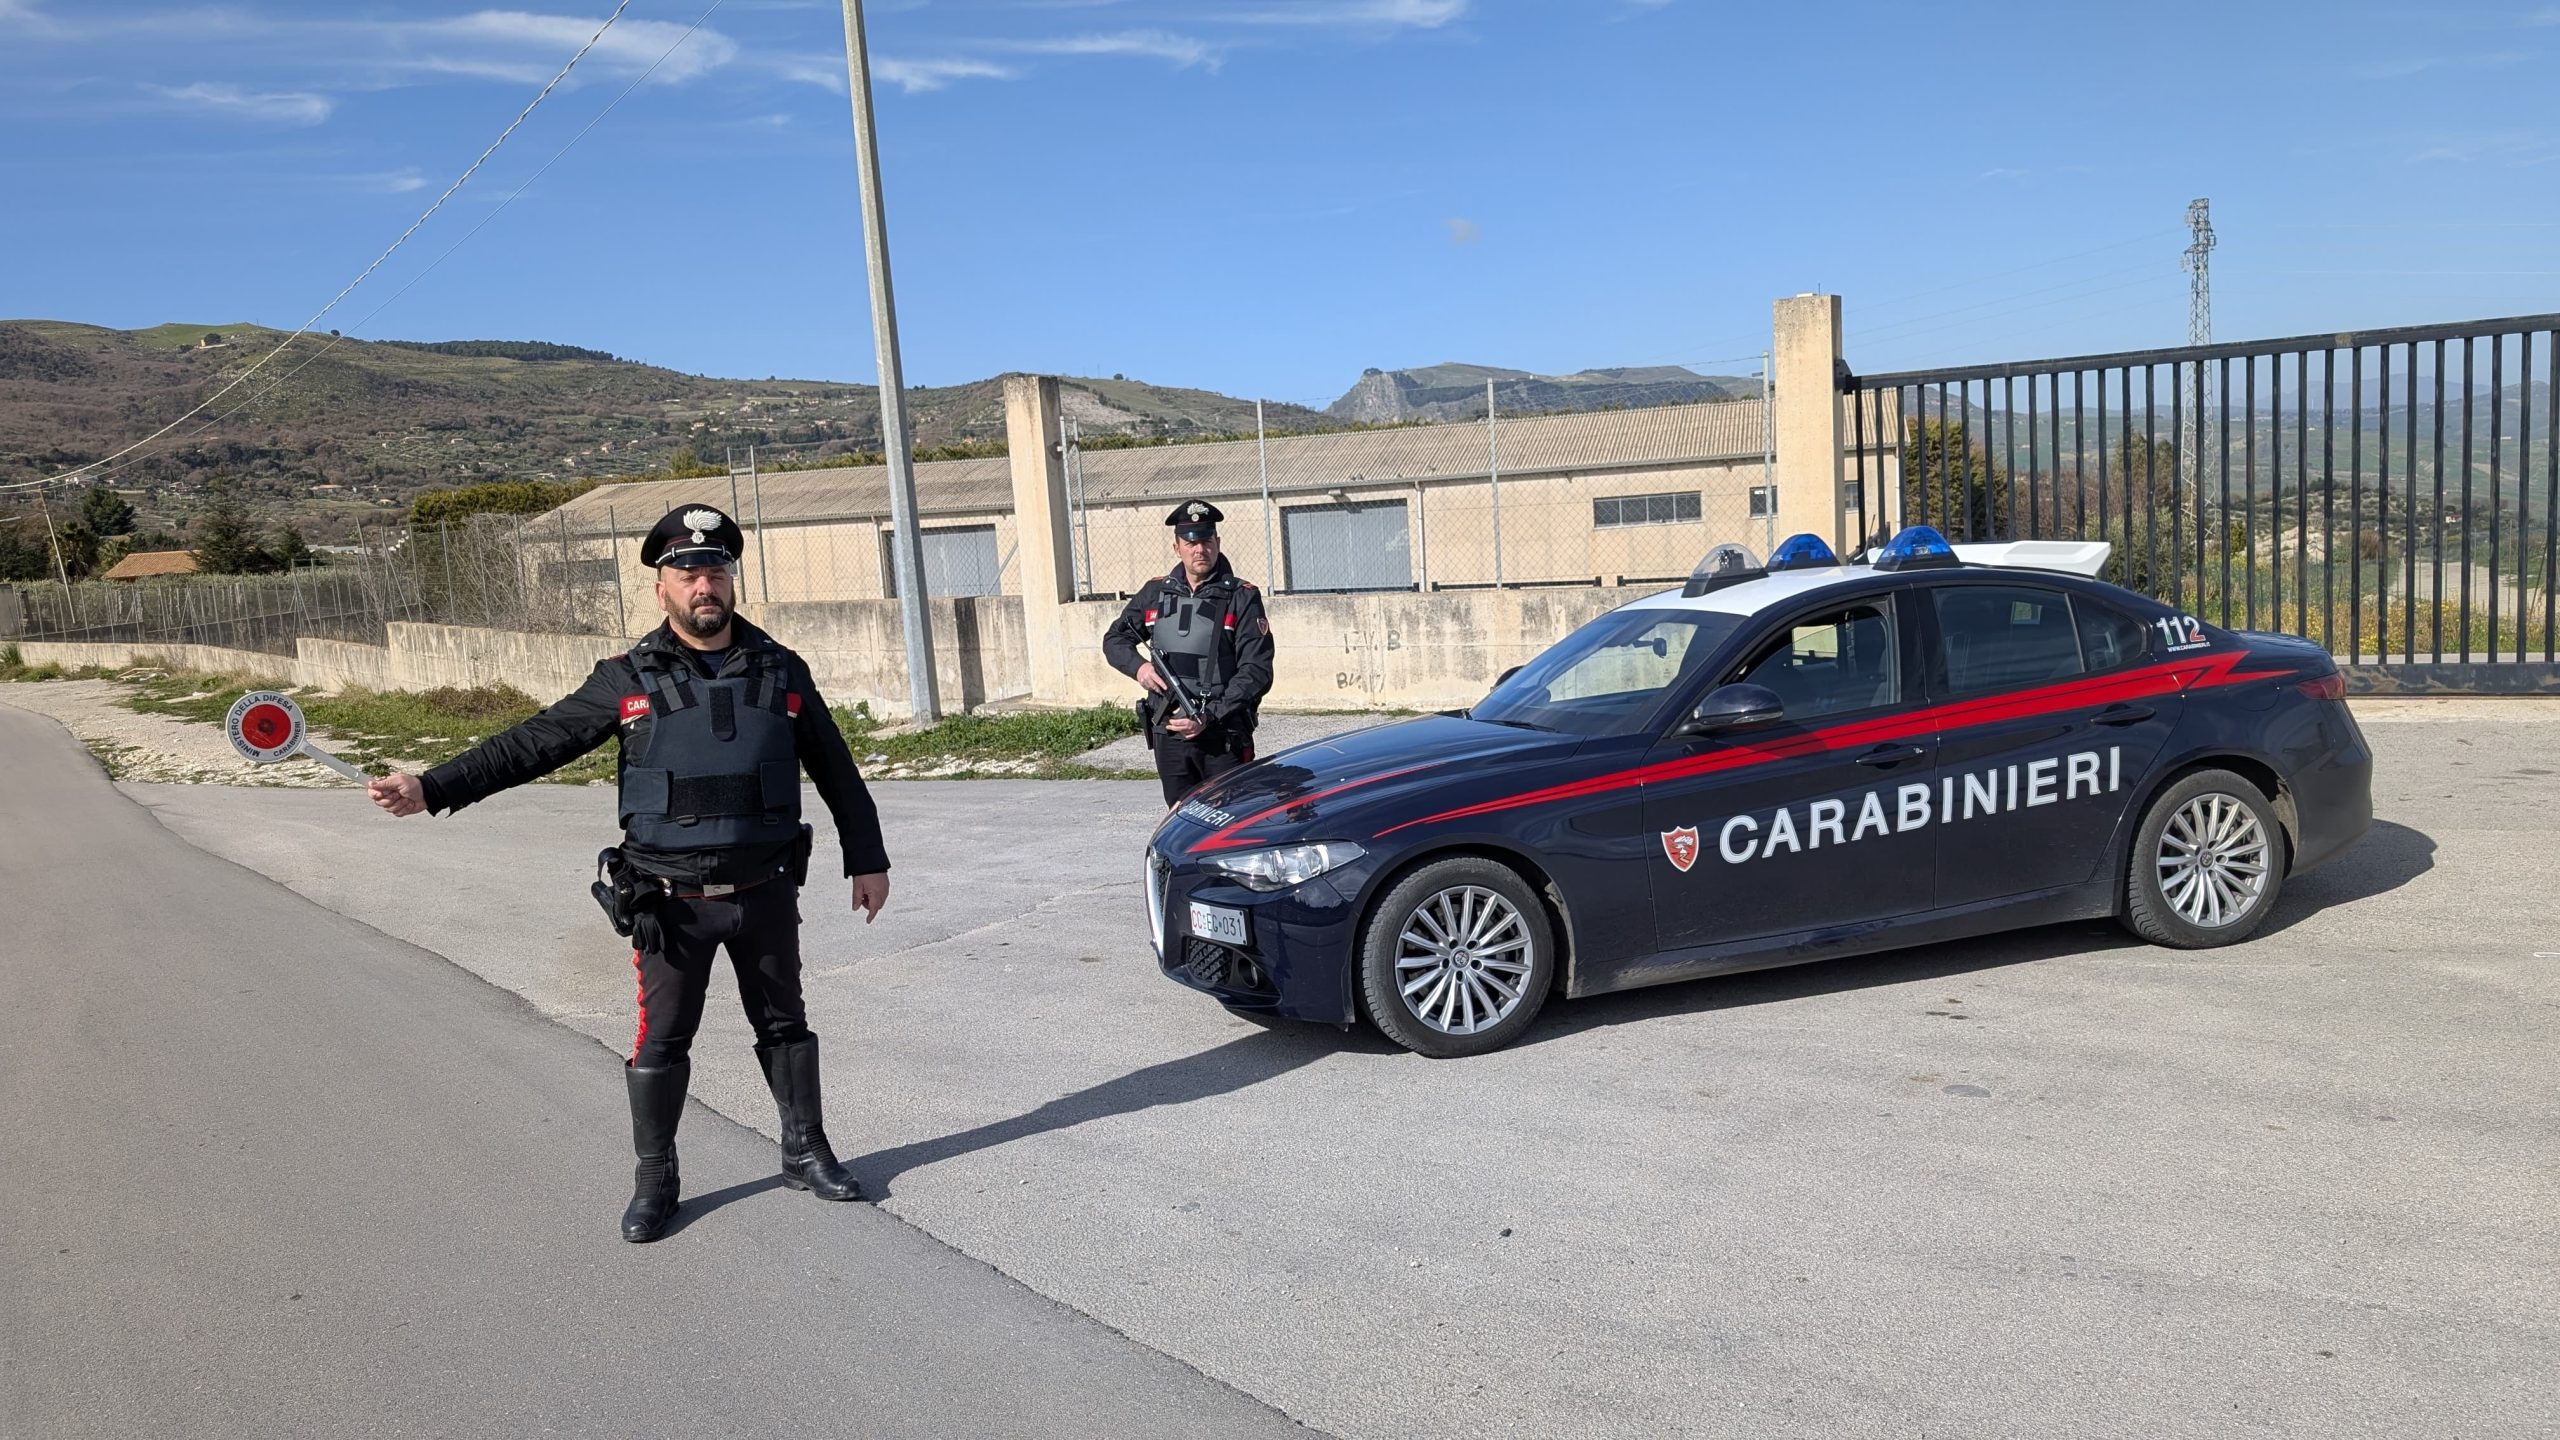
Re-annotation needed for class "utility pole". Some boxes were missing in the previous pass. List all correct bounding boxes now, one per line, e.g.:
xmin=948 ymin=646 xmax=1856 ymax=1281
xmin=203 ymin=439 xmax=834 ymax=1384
xmin=2181 ymin=198 xmax=2215 ymax=490
xmin=837 ymin=0 xmax=939 ymax=723
xmin=1486 ymin=378 xmax=1503 ymax=587
xmin=36 ymin=487 xmax=73 ymax=595
xmin=1256 ymin=399 xmax=1274 ymax=583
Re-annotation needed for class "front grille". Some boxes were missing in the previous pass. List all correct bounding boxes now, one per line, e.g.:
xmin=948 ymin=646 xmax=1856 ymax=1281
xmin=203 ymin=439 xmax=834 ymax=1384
xmin=1181 ymin=938 xmax=1273 ymax=998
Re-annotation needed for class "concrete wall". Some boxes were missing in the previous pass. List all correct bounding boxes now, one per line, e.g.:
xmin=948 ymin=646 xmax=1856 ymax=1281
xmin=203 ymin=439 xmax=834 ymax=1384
xmin=13 ymin=596 xmax=1030 ymax=716
xmin=1058 ymin=585 xmax=1657 ymax=713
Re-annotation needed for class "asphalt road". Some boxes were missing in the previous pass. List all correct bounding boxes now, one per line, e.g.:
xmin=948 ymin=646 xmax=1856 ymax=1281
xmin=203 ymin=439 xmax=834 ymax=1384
xmin=8 ymin=693 xmax=2558 ymax=1438
xmin=0 ymin=703 xmax=1305 ymax=1440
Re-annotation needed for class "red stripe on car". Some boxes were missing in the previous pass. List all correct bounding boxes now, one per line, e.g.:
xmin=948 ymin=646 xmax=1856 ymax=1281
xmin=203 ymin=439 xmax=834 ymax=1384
xmin=1376 ymin=649 xmax=2277 ymax=837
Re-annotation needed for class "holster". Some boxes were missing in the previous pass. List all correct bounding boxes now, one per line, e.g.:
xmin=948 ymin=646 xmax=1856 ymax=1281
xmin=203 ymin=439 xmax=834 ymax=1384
xmin=788 ymin=824 xmax=813 ymax=887
xmin=1135 ymin=696 xmax=1156 ymax=751
xmin=590 ymin=846 xmax=665 ymax=939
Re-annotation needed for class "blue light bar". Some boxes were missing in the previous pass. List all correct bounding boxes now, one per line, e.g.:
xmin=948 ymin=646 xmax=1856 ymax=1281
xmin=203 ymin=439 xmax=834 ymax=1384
xmin=1764 ymin=533 xmax=1839 ymax=572
xmin=1872 ymin=524 xmax=1959 ymax=572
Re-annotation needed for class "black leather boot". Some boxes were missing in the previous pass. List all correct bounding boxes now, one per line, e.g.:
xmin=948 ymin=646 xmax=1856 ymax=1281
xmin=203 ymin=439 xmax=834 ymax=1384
xmin=757 ymin=1038 xmax=861 ymax=1201
xmin=620 ymin=1060 xmax=688 ymax=1242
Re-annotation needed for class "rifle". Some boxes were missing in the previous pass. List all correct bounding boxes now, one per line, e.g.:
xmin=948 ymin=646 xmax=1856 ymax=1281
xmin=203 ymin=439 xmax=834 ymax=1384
xmin=1136 ymin=639 xmax=1208 ymax=728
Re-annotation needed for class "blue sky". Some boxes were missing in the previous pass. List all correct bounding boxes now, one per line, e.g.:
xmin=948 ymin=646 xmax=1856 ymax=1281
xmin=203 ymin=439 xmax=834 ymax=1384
xmin=4 ymin=0 xmax=2557 ymax=409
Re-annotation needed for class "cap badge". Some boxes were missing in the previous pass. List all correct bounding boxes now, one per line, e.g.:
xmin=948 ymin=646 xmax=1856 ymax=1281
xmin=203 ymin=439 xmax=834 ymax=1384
xmin=682 ymin=508 xmax=721 ymax=542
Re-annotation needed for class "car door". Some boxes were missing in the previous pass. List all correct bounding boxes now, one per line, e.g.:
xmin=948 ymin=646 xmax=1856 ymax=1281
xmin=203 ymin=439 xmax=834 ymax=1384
xmin=1642 ymin=589 xmax=1938 ymax=952
xmin=1921 ymin=581 xmax=2181 ymax=908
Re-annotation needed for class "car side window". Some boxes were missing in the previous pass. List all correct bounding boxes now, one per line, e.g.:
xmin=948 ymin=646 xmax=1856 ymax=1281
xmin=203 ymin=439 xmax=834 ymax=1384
xmin=1932 ymin=585 xmax=2083 ymax=694
xmin=2074 ymin=599 xmax=2149 ymax=673
xmin=1728 ymin=601 xmax=1897 ymax=719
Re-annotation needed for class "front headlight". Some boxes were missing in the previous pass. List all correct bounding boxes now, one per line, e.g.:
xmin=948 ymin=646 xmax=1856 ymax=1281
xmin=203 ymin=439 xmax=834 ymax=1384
xmin=1198 ymin=841 xmax=1367 ymax=893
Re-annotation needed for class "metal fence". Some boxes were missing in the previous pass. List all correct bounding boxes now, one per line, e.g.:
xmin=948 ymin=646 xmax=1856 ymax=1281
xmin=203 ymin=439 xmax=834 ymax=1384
xmin=8 ymin=511 xmax=627 ymax=657
xmin=1842 ymin=313 xmax=2560 ymax=681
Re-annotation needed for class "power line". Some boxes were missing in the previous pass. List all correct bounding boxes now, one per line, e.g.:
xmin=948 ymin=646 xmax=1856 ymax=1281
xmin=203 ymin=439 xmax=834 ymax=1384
xmin=47 ymin=0 xmax=729 ymax=495
xmin=6 ymin=0 xmax=640 ymax=496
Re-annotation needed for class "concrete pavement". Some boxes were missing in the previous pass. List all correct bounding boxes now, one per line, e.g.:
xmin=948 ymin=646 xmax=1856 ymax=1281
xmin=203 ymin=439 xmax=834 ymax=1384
xmin=9 ymin=691 xmax=2559 ymax=1437
xmin=0 ymin=703 xmax=1306 ymax=1440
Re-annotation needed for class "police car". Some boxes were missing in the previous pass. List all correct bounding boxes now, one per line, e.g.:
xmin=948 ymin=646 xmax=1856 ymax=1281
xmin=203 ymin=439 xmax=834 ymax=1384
xmin=1144 ymin=525 xmax=2375 ymax=1057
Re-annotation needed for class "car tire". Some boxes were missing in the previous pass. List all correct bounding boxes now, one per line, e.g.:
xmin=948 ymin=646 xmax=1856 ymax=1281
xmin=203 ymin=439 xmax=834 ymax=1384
xmin=1357 ymin=856 xmax=1555 ymax=1058
xmin=2121 ymin=768 xmax=2289 ymax=948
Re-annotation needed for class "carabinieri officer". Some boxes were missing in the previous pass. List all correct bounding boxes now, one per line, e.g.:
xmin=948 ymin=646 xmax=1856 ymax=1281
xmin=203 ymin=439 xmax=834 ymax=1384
xmin=365 ymin=504 xmax=891 ymax=1243
xmin=1103 ymin=499 xmax=1275 ymax=806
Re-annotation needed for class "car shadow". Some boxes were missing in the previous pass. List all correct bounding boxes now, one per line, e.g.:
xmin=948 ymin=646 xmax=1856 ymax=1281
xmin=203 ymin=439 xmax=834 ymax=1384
xmin=1510 ymin=816 xmax=2439 ymax=1050
xmin=2253 ymin=818 xmax=2436 ymax=937
xmin=847 ymin=1026 xmax=1354 ymax=1199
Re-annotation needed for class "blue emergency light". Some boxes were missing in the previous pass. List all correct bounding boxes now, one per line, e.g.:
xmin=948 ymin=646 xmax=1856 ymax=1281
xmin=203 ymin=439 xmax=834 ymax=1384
xmin=1872 ymin=524 xmax=1960 ymax=572
xmin=1764 ymin=533 xmax=1839 ymax=572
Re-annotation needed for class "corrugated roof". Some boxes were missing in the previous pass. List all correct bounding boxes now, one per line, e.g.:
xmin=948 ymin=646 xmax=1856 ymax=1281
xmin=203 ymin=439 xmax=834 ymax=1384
xmin=543 ymin=399 xmax=1766 ymax=537
xmin=101 ymin=549 xmax=200 ymax=580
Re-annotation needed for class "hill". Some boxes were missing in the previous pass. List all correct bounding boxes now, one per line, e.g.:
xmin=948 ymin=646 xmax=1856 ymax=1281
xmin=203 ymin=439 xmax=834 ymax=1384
xmin=1326 ymin=362 xmax=1759 ymax=424
xmin=0 ymin=320 xmax=1335 ymax=544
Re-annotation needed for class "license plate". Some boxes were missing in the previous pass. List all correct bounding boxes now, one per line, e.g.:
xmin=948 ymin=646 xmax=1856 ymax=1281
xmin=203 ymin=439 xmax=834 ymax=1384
xmin=1188 ymin=900 xmax=1248 ymax=947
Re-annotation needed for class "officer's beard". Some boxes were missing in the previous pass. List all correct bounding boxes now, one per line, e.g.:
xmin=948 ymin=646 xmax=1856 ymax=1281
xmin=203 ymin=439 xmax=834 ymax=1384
xmin=674 ymin=595 xmax=729 ymax=639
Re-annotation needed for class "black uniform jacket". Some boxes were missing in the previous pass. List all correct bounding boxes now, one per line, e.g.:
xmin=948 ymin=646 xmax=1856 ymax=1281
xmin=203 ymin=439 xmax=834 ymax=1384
xmin=420 ymin=618 xmax=890 ymax=883
xmin=1101 ymin=556 xmax=1276 ymax=738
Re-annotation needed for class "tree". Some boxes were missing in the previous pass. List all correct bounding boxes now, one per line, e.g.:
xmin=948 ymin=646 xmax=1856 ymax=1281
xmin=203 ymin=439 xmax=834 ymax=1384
xmin=191 ymin=490 xmax=275 ymax=574
xmin=78 ymin=482 xmax=135 ymax=538
xmin=1898 ymin=418 xmax=2011 ymax=543
xmin=53 ymin=520 xmax=99 ymax=579
xmin=0 ymin=523 xmax=51 ymax=582
xmin=265 ymin=526 xmax=314 ymax=571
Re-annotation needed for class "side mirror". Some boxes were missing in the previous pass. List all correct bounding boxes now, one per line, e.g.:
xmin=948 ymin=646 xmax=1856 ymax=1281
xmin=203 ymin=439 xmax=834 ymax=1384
xmin=1683 ymin=682 xmax=1784 ymax=735
xmin=1493 ymin=664 xmax=1523 ymax=686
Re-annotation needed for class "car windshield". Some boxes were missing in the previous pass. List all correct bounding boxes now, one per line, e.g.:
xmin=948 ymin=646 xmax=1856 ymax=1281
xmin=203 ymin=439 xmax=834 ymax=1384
xmin=1471 ymin=608 xmax=1745 ymax=737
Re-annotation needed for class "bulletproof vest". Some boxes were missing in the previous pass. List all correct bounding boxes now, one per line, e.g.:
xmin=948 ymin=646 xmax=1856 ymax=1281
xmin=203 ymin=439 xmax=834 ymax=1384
xmin=616 ymin=643 xmax=803 ymax=853
xmin=1148 ymin=583 xmax=1233 ymax=697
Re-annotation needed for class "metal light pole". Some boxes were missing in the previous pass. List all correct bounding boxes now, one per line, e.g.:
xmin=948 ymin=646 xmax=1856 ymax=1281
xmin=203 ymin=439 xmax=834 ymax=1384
xmin=838 ymin=0 xmax=940 ymax=723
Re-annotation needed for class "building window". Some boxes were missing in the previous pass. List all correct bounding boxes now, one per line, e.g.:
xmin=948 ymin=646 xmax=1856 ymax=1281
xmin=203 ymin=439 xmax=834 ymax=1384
xmin=1749 ymin=485 xmax=1778 ymax=519
xmin=1593 ymin=492 xmax=1704 ymax=529
xmin=882 ymin=524 xmax=1003 ymax=598
xmin=1282 ymin=500 xmax=1412 ymax=593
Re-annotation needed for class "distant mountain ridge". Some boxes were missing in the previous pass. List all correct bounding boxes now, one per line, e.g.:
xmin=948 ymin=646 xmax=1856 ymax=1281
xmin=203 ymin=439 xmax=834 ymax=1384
xmin=1327 ymin=361 xmax=1759 ymax=424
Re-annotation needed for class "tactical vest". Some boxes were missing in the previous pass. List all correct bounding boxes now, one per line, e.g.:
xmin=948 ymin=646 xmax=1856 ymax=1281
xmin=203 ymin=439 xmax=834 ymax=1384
xmin=616 ymin=643 xmax=803 ymax=853
xmin=1148 ymin=584 xmax=1233 ymax=698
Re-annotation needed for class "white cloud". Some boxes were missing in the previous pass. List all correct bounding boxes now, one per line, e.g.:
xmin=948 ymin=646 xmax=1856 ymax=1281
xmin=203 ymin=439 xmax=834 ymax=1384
xmin=1227 ymin=0 xmax=1467 ymax=27
xmin=993 ymin=29 xmax=1219 ymax=68
xmin=1444 ymin=216 xmax=1478 ymax=244
xmin=355 ymin=167 xmax=430 ymax=193
xmin=873 ymin=57 xmax=1018 ymax=92
xmin=402 ymin=10 xmax=742 ymax=85
xmin=0 ymin=0 xmax=67 ymax=35
xmin=150 ymin=81 xmax=334 ymax=125
xmin=2356 ymin=50 xmax=2528 ymax=78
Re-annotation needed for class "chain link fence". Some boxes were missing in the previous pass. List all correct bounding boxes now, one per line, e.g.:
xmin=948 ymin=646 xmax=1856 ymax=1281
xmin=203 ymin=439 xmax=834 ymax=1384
xmin=6 ymin=512 xmax=626 ymax=656
xmin=1063 ymin=390 xmax=1779 ymax=599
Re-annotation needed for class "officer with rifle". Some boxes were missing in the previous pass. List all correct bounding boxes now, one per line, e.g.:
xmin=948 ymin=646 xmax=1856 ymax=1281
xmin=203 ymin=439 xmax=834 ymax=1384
xmin=1103 ymin=500 xmax=1276 ymax=807
xmin=364 ymin=504 xmax=891 ymax=1244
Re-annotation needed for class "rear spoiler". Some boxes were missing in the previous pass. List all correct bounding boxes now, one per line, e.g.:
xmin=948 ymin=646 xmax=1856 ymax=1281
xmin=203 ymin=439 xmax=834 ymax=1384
xmin=1947 ymin=539 xmax=2112 ymax=577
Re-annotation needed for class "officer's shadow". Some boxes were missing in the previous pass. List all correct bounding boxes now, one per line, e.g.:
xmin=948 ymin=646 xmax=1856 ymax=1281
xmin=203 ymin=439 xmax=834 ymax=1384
xmin=846 ymin=1025 xmax=1351 ymax=1200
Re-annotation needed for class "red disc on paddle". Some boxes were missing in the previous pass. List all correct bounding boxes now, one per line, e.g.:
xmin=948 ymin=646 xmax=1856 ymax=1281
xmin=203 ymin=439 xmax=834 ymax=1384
xmin=239 ymin=703 xmax=293 ymax=751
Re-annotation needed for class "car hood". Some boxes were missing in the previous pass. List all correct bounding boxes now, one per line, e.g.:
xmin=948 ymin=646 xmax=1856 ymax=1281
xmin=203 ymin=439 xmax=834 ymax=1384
xmin=1156 ymin=713 xmax=1581 ymax=855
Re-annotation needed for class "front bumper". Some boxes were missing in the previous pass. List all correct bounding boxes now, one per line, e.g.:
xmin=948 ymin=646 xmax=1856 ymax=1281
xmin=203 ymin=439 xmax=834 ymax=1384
xmin=1146 ymin=843 xmax=1373 ymax=1024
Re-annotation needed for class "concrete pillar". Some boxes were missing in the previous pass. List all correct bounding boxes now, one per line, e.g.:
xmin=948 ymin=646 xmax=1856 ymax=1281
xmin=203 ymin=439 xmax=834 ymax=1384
xmin=1002 ymin=374 xmax=1077 ymax=703
xmin=1771 ymin=293 xmax=1849 ymax=550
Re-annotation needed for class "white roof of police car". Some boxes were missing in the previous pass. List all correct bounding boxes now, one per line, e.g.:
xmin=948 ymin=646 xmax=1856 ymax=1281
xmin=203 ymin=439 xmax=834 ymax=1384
xmin=1619 ymin=564 xmax=1883 ymax=618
